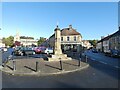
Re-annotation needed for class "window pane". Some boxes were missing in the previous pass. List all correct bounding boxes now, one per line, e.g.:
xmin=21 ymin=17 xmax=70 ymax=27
xmin=74 ymin=36 xmax=76 ymax=41
xmin=67 ymin=37 xmax=69 ymax=41
xmin=61 ymin=37 xmax=63 ymax=41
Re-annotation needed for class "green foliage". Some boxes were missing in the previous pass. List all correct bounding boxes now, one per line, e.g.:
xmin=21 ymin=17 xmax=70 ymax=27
xmin=88 ymin=39 xmax=98 ymax=47
xmin=2 ymin=36 xmax=14 ymax=47
xmin=20 ymin=36 xmax=34 ymax=39
xmin=37 ymin=37 xmax=46 ymax=46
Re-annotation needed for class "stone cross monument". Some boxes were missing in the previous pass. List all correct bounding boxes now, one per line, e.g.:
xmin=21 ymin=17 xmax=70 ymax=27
xmin=54 ymin=25 xmax=62 ymax=55
xmin=48 ymin=25 xmax=72 ymax=61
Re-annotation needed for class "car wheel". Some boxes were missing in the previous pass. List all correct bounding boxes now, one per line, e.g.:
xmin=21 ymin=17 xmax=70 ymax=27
xmin=21 ymin=52 xmax=24 ymax=56
xmin=33 ymin=52 xmax=35 ymax=54
xmin=111 ymin=54 xmax=113 ymax=57
xmin=47 ymin=51 xmax=49 ymax=55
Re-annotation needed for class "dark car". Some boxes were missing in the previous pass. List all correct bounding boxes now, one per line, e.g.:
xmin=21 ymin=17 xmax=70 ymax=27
xmin=92 ymin=49 xmax=98 ymax=53
xmin=39 ymin=46 xmax=46 ymax=54
xmin=14 ymin=47 xmax=35 ymax=56
xmin=110 ymin=50 xmax=120 ymax=57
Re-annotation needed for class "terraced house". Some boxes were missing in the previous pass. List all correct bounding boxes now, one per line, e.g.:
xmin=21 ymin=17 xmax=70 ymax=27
xmin=48 ymin=25 xmax=82 ymax=53
xmin=96 ymin=27 xmax=120 ymax=53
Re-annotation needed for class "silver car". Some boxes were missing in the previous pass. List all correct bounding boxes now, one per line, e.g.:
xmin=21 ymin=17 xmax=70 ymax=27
xmin=44 ymin=48 xmax=53 ymax=54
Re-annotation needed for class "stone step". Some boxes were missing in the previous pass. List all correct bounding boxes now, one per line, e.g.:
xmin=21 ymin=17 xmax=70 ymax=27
xmin=48 ymin=54 xmax=72 ymax=61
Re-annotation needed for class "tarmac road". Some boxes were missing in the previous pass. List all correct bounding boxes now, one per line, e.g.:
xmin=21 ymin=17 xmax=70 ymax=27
xmin=84 ymin=50 xmax=120 ymax=69
xmin=2 ymin=59 xmax=119 ymax=88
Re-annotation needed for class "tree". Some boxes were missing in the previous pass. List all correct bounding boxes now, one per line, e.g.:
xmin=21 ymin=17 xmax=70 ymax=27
xmin=2 ymin=36 xmax=14 ymax=47
xmin=37 ymin=37 xmax=46 ymax=46
xmin=88 ymin=39 xmax=98 ymax=47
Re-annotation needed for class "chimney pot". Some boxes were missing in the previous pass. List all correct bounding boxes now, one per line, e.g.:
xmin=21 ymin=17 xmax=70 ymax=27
xmin=69 ymin=25 xmax=72 ymax=30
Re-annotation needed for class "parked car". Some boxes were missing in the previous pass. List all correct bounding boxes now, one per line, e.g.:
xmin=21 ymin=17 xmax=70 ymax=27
xmin=34 ymin=47 xmax=42 ymax=54
xmin=44 ymin=48 xmax=53 ymax=54
xmin=110 ymin=50 xmax=120 ymax=57
xmin=0 ymin=47 xmax=2 ymax=52
xmin=14 ymin=47 xmax=35 ymax=56
xmin=2 ymin=47 xmax=7 ymax=52
xmin=40 ymin=48 xmax=46 ymax=53
xmin=92 ymin=49 xmax=98 ymax=53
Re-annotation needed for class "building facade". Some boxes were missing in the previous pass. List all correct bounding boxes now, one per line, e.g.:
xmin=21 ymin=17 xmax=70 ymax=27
xmin=96 ymin=27 xmax=120 ymax=53
xmin=103 ymin=37 xmax=110 ymax=53
xmin=49 ymin=25 xmax=82 ymax=52
xmin=96 ymin=41 xmax=102 ymax=52
xmin=14 ymin=32 xmax=37 ymax=47
xmin=0 ymin=39 xmax=5 ymax=47
xmin=109 ymin=29 xmax=120 ymax=51
xmin=82 ymin=40 xmax=93 ymax=49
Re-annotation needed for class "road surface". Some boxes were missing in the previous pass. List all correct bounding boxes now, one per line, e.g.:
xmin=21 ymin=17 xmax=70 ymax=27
xmin=84 ymin=50 xmax=120 ymax=69
xmin=2 ymin=59 xmax=119 ymax=88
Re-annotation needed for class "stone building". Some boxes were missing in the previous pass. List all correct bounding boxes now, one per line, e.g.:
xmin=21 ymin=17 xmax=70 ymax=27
xmin=0 ymin=39 xmax=5 ymax=47
xmin=109 ymin=28 xmax=120 ymax=51
xmin=96 ymin=41 xmax=102 ymax=52
xmin=96 ymin=27 xmax=120 ymax=53
xmin=49 ymin=25 xmax=82 ymax=52
xmin=14 ymin=32 xmax=37 ymax=47
xmin=82 ymin=40 xmax=93 ymax=49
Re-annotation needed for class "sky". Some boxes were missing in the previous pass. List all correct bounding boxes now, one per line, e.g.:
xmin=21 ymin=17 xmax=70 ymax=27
xmin=0 ymin=2 xmax=118 ymax=40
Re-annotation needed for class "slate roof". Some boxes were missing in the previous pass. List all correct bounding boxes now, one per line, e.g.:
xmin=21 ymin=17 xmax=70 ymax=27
xmin=61 ymin=28 xmax=81 ymax=36
xmin=97 ymin=29 xmax=120 ymax=43
xmin=49 ymin=26 xmax=82 ymax=38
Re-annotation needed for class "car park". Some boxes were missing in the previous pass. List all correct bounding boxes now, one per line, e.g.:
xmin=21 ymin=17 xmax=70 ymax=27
xmin=0 ymin=47 xmax=2 ymax=52
xmin=92 ymin=49 xmax=98 ymax=53
xmin=34 ymin=47 xmax=42 ymax=54
xmin=3 ymin=47 xmax=8 ymax=52
xmin=110 ymin=50 xmax=120 ymax=57
xmin=14 ymin=47 xmax=35 ymax=56
xmin=44 ymin=48 xmax=53 ymax=54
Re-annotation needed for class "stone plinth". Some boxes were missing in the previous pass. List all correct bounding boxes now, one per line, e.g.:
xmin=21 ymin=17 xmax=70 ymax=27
xmin=48 ymin=54 xmax=72 ymax=61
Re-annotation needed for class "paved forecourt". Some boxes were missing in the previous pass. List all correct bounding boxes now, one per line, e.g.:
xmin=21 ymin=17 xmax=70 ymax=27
xmin=1 ymin=57 xmax=89 ymax=76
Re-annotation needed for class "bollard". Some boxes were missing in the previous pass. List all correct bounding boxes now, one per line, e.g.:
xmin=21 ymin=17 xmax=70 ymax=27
xmin=4 ymin=62 xmax=6 ymax=67
xmin=78 ymin=58 xmax=81 ymax=67
xmin=36 ymin=61 xmax=38 ymax=72
xmin=85 ymin=55 xmax=87 ymax=63
xmin=13 ymin=61 xmax=16 ymax=71
xmin=59 ymin=58 xmax=62 ymax=70
xmin=73 ymin=53 xmax=76 ymax=58
xmin=4 ymin=58 xmax=7 ymax=67
xmin=80 ymin=53 xmax=82 ymax=58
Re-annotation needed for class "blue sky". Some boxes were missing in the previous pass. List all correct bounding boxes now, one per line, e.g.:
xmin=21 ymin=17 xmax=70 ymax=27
xmin=1 ymin=2 xmax=118 ymax=40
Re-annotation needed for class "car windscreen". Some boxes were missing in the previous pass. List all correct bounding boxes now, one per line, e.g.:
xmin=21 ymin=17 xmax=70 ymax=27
xmin=48 ymin=48 xmax=53 ymax=50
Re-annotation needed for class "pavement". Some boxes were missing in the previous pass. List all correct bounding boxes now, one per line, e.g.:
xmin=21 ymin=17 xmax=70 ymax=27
xmin=2 ymin=57 xmax=118 ymax=88
xmin=1 ymin=51 xmax=119 ymax=88
xmin=0 ymin=57 xmax=89 ymax=76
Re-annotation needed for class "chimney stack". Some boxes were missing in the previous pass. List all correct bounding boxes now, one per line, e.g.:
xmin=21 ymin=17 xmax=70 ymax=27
xmin=101 ymin=36 xmax=104 ymax=39
xmin=69 ymin=25 xmax=72 ymax=30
